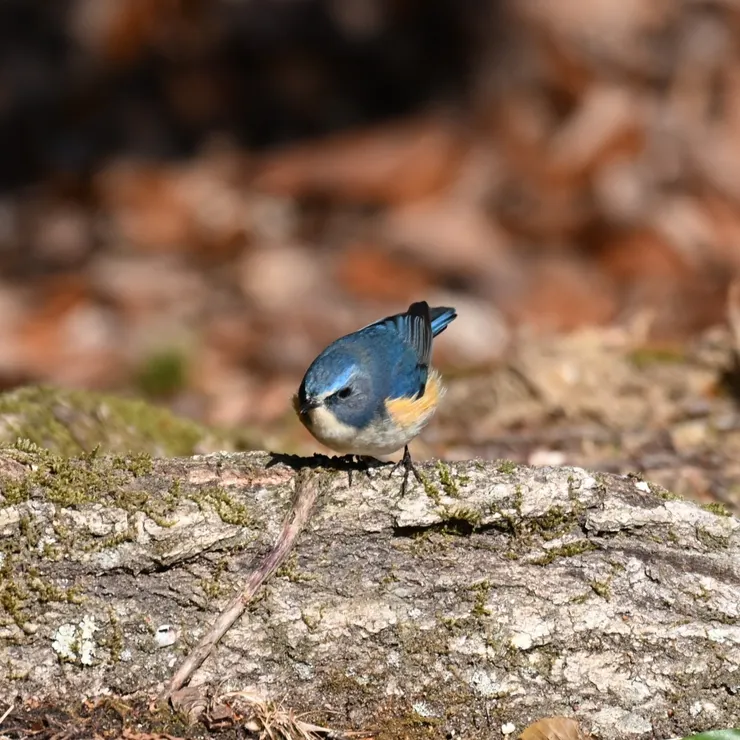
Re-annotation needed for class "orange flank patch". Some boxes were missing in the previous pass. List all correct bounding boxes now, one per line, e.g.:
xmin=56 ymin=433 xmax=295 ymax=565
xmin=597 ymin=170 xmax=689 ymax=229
xmin=291 ymin=394 xmax=301 ymax=416
xmin=385 ymin=371 xmax=443 ymax=430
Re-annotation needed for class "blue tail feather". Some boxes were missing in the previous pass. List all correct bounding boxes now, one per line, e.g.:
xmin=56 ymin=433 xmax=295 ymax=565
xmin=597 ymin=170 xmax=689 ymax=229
xmin=430 ymin=306 xmax=457 ymax=337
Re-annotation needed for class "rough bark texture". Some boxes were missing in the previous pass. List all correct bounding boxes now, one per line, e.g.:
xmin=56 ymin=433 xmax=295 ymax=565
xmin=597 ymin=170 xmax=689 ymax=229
xmin=1 ymin=445 xmax=739 ymax=739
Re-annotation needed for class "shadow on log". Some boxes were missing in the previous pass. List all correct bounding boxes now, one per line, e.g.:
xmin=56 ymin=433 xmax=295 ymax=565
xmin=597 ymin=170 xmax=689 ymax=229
xmin=1 ymin=444 xmax=739 ymax=738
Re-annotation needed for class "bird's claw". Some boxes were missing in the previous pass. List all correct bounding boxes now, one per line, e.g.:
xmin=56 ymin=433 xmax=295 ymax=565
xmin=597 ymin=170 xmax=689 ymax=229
xmin=342 ymin=450 xmax=420 ymax=494
xmin=390 ymin=445 xmax=422 ymax=497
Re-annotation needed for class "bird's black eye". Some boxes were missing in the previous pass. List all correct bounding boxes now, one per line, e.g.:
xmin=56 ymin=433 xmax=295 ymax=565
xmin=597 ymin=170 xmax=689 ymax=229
xmin=337 ymin=387 xmax=352 ymax=399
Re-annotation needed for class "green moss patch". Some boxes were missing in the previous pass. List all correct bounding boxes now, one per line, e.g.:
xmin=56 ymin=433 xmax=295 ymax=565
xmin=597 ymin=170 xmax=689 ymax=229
xmin=532 ymin=539 xmax=598 ymax=566
xmin=0 ymin=385 xmax=237 ymax=458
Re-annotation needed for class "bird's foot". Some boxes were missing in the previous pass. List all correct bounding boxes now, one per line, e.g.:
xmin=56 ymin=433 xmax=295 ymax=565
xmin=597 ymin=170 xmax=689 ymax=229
xmin=345 ymin=454 xmax=386 ymax=486
xmin=390 ymin=445 xmax=423 ymax=497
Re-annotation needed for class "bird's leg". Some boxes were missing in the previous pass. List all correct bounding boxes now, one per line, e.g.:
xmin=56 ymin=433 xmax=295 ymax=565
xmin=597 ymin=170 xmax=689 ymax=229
xmin=344 ymin=454 xmax=363 ymax=486
xmin=346 ymin=454 xmax=378 ymax=486
xmin=390 ymin=445 xmax=423 ymax=496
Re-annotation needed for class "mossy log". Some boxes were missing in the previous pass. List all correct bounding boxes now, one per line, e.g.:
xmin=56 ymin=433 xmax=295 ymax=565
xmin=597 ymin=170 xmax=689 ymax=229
xmin=1 ymin=444 xmax=739 ymax=739
xmin=0 ymin=385 xmax=251 ymax=457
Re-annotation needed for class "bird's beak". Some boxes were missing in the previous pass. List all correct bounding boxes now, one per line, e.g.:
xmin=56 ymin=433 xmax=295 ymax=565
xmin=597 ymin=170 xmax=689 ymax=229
xmin=299 ymin=398 xmax=320 ymax=416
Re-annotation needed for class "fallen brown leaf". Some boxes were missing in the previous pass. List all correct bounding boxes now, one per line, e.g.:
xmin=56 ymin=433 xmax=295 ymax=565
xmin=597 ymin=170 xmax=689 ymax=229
xmin=518 ymin=716 xmax=590 ymax=740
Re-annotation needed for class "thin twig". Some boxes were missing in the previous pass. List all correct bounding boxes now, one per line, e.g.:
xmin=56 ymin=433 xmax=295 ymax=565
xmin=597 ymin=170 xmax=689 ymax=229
xmin=727 ymin=279 xmax=740 ymax=352
xmin=0 ymin=703 xmax=12 ymax=726
xmin=160 ymin=469 xmax=320 ymax=702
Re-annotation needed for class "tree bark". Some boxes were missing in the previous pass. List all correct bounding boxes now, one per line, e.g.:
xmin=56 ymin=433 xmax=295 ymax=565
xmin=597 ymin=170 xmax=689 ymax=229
xmin=1 ymin=446 xmax=739 ymax=738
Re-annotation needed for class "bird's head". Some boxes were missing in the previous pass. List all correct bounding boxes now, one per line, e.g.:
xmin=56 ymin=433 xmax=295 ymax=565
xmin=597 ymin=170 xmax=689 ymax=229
xmin=294 ymin=343 xmax=376 ymax=430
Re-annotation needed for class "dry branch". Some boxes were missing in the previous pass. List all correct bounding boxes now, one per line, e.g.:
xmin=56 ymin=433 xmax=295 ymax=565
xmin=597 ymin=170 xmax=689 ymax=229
xmin=161 ymin=468 xmax=320 ymax=701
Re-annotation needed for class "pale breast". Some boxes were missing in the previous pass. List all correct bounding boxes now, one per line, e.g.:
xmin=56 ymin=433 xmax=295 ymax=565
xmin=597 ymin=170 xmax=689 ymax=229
xmin=304 ymin=406 xmax=360 ymax=452
xmin=303 ymin=406 xmax=405 ymax=456
xmin=303 ymin=370 xmax=445 ymax=457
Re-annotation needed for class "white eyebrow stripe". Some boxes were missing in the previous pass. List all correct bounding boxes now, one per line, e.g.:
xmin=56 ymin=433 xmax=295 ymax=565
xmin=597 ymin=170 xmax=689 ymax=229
xmin=319 ymin=364 xmax=355 ymax=399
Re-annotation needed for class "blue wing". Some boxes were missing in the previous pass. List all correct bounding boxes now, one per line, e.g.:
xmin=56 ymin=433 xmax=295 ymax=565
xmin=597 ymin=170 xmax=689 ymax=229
xmin=367 ymin=302 xmax=457 ymax=362
xmin=362 ymin=301 xmax=457 ymax=399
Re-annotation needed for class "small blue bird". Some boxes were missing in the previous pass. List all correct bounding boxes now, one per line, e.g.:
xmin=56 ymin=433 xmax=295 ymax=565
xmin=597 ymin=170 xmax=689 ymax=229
xmin=294 ymin=301 xmax=457 ymax=490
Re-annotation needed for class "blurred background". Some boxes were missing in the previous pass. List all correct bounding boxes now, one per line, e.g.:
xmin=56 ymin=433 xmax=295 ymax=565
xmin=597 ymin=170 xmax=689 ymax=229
xmin=3 ymin=0 xmax=740 ymax=508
